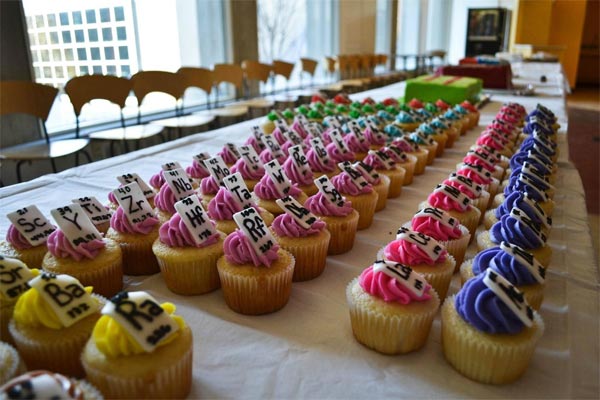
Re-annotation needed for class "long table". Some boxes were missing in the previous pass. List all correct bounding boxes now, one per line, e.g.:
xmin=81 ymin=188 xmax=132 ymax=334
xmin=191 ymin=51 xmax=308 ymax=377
xmin=1 ymin=63 xmax=598 ymax=399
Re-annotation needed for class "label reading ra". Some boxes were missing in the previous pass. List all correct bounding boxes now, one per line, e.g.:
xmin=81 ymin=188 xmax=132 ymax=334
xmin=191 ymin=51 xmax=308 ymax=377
xmin=276 ymin=196 xmax=318 ymax=229
xmin=314 ymin=175 xmax=345 ymax=208
xmin=72 ymin=196 xmax=112 ymax=226
xmin=50 ymin=204 xmax=102 ymax=248
xmin=112 ymin=182 xmax=155 ymax=226
xmin=396 ymin=226 xmax=443 ymax=261
xmin=232 ymin=208 xmax=277 ymax=265
xmin=223 ymin=172 xmax=255 ymax=209
xmin=373 ymin=259 xmax=426 ymax=297
xmin=117 ymin=173 xmax=155 ymax=199
xmin=164 ymin=168 xmax=195 ymax=201
xmin=174 ymin=195 xmax=217 ymax=246
xmin=6 ymin=205 xmax=55 ymax=247
xmin=203 ymin=156 xmax=231 ymax=186
xmin=0 ymin=256 xmax=36 ymax=300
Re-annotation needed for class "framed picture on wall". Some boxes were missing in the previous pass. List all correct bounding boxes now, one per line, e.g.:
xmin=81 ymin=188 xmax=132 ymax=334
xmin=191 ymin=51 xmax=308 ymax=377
xmin=465 ymin=8 xmax=510 ymax=57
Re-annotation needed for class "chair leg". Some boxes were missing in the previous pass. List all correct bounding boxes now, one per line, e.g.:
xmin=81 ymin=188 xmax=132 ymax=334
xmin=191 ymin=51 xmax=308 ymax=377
xmin=16 ymin=160 xmax=30 ymax=183
xmin=81 ymin=150 xmax=93 ymax=163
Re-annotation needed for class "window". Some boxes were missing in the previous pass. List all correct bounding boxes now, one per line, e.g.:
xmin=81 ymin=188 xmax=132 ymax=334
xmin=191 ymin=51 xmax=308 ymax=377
xmin=79 ymin=66 xmax=89 ymax=75
xmin=93 ymin=65 xmax=103 ymax=74
xmin=65 ymin=49 xmax=74 ymax=61
xmin=47 ymin=14 xmax=56 ymax=27
xmin=62 ymin=31 xmax=72 ymax=43
xmin=72 ymin=11 xmax=82 ymax=24
xmin=116 ymin=26 xmax=126 ymax=40
xmin=49 ymin=31 xmax=59 ymax=44
xmin=88 ymin=29 xmax=98 ymax=42
xmin=41 ymin=49 xmax=49 ymax=62
xmin=86 ymin=9 xmax=96 ymax=23
xmin=37 ymin=32 xmax=47 ymax=45
xmin=52 ymin=49 xmax=62 ymax=61
xmin=35 ymin=15 xmax=44 ymax=28
xmin=121 ymin=65 xmax=130 ymax=76
xmin=104 ymin=47 xmax=115 ymax=60
xmin=107 ymin=65 xmax=117 ymax=75
xmin=75 ymin=29 xmax=84 ymax=43
xmin=100 ymin=8 xmax=110 ymax=22
xmin=90 ymin=47 xmax=101 ymax=60
xmin=102 ymin=27 xmax=112 ymax=41
xmin=114 ymin=6 xmax=125 ymax=21
xmin=77 ymin=48 xmax=87 ymax=60
xmin=55 ymin=67 xmax=64 ymax=78
xmin=67 ymin=66 xmax=77 ymax=78
xmin=118 ymin=46 xmax=128 ymax=60
xmin=59 ymin=12 xmax=68 ymax=25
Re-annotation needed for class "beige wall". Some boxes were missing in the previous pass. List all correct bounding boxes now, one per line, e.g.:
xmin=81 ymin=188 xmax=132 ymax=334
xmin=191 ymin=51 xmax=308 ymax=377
xmin=339 ymin=0 xmax=377 ymax=54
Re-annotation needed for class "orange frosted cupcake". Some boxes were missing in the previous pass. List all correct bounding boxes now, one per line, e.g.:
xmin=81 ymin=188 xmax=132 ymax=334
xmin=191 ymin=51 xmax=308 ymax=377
xmin=81 ymin=291 xmax=192 ymax=399
xmin=9 ymin=273 xmax=104 ymax=377
xmin=270 ymin=196 xmax=331 ymax=281
xmin=217 ymin=208 xmax=295 ymax=315
xmin=305 ymin=175 xmax=359 ymax=255
xmin=332 ymin=163 xmax=378 ymax=230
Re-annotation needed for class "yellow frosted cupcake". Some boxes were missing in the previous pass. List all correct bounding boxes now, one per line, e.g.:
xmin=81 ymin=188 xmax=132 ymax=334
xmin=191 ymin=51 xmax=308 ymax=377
xmin=270 ymin=196 xmax=331 ymax=281
xmin=305 ymin=176 xmax=360 ymax=255
xmin=442 ymin=270 xmax=544 ymax=384
xmin=332 ymin=164 xmax=378 ymax=230
xmin=1 ymin=370 xmax=103 ymax=399
xmin=152 ymin=194 xmax=225 ymax=295
xmin=9 ymin=273 xmax=104 ymax=378
xmin=347 ymin=260 xmax=440 ymax=354
xmin=0 ymin=257 xmax=39 ymax=344
xmin=217 ymin=208 xmax=295 ymax=315
xmin=81 ymin=291 xmax=193 ymax=399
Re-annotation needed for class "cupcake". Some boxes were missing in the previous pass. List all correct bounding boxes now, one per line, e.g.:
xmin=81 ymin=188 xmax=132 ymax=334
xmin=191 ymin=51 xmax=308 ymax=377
xmin=270 ymin=196 xmax=331 ymax=281
xmin=461 ymin=148 xmax=505 ymax=181
xmin=72 ymin=196 xmax=113 ymax=234
xmin=421 ymin=184 xmax=481 ymax=237
xmin=384 ymin=227 xmax=456 ymax=300
xmin=0 ymin=256 xmax=39 ymax=344
xmin=332 ymin=163 xmax=378 ymax=230
xmin=232 ymin=145 xmax=264 ymax=191
xmin=343 ymin=127 xmax=371 ymax=160
xmin=1 ymin=206 xmax=55 ymax=269
xmin=443 ymin=109 xmax=465 ymax=136
xmin=9 ymin=273 xmax=104 ymax=377
xmin=0 ymin=341 xmax=25 ymax=384
xmin=442 ymin=269 xmax=544 ymax=384
xmin=456 ymin=163 xmax=500 ymax=198
xmin=418 ymin=123 xmax=447 ymax=157
xmin=431 ymin=117 xmax=459 ymax=148
xmin=199 ymin=176 xmax=221 ymax=208
xmin=217 ymin=208 xmax=295 ymax=315
xmin=410 ymin=207 xmax=471 ymax=271
xmin=283 ymin=145 xmax=317 ymax=196
xmin=217 ymin=143 xmax=241 ymax=167
xmin=154 ymin=168 xmax=197 ymax=224
xmin=477 ymin=208 xmax=552 ymax=267
xmin=326 ymin=136 xmax=356 ymax=164
xmin=81 ymin=291 xmax=193 ymax=399
xmin=200 ymin=155 xmax=232 ymax=207
xmin=460 ymin=100 xmax=480 ymax=126
xmin=484 ymin=191 xmax=552 ymax=233
xmin=42 ymin=204 xmax=123 ymax=297
xmin=152 ymin=194 xmax=225 ymax=295
xmin=253 ymin=160 xmax=308 ymax=216
xmin=390 ymin=136 xmax=428 ymax=176
xmin=186 ymin=153 xmax=211 ymax=186
xmin=347 ymin=260 xmax=440 ymax=354
xmin=353 ymin=161 xmax=390 ymax=212
xmin=105 ymin=183 xmax=161 ymax=276
xmin=442 ymin=173 xmax=490 ymax=221
xmin=459 ymin=242 xmax=547 ymax=310
xmin=306 ymin=137 xmax=337 ymax=178
xmin=395 ymin=111 xmax=420 ymax=132
xmin=409 ymin=130 xmax=438 ymax=165
xmin=363 ymin=150 xmax=405 ymax=198
xmin=382 ymin=145 xmax=417 ymax=186
xmin=1 ymin=370 xmax=103 ymax=399
xmin=363 ymin=123 xmax=387 ymax=151
xmin=111 ymin=173 xmax=157 ymax=210
xmin=306 ymin=175 xmax=360 ymax=255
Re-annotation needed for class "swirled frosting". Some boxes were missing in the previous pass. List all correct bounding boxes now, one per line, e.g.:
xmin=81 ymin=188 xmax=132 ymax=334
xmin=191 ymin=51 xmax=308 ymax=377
xmin=443 ymin=177 xmax=481 ymax=199
xmin=208 ymin=187 xmax=257 ymax=221
xmin=231 ymin=157 xmax=265 ymax=181
xmin=154 ymin=184 xmax=177 ymax=213
xmin=427 ymin=190 xmax=469 ymax=212
xmin=305 ymin=192 xmax=353 ymax=217
xmin=460 ymin=101 xmax=477 ymax=112
xmin=259 ymin=148 xmax=286 ymax=165
xmin=495 ymin=192 xmax=548 ymax=228
xmin=462 ymin=155 xmax=495 ymax=172
xmin=283 ymin=157 xmax=314 ymax=186
xmin=200 ymin=176 xmax=220 ymax=196
xmin=46 ymin=229 xmax=105 ymax=261
xmin=435 ymin=99 xmax=451 ymax=110
xmin=1 ymin=371 xmax=88 ymax=399
xmin=472 ymin=246 xmax=539 ymax=286
xmin=306 ymin=147 xmax=335 ymax=173
xmin=358 ymin=265 xmax=432 ymax=304
xmin=490 ymin=214 xmax=545 ymax=249
xmin=384 ymin=124 xmax=404 ymax=138
xmin=271 ymin=213 xmax=325 ymax=238
xmin=291 ymin=120 xmax=308 ymax=138
xmin=6 ymin=225 xmax=36 ymax=250
xmin=223 ymin=229 xmax=279 ymax=267
xmin=411 ymin=212 xmax=463 ymax=241
xmin=363 ymin=152 xmax=395 ymax=170
xmin=149 ymin=170 xmax=165 ymax=189
xmin=503 ymin=178 xmax=549 ymax=203
xmin=384 ymin=236 xmax=447 ymax=265
xmin=391 ymin=138 xmax=416 ymax=152
xmin=244 ymin=135 xmax=263 ymax=153
xmin=326 ymin=142 xmax=355 ymax=163
xmin=332 ymin=172 xmax=373 ymax=195
xmin=509 ymin=151 xmax=552 ymax=175
xmin=506 ymin=169 xmax=551 ymax=192
xmin=109 ymin=206 xmax=159 ymax=235
xmin=456 ymin=166 xmax=493 ymax=185
xmin=159 ymin=213 xmax=219 ymax=248
xmin=217 ymin=146 xmax=239 ymax=165
xmin=364 ymin=126 xmax=386 ymax=146
xmin=254 ymin=174 xmax=302 ymax=200
xmin=476 ymin=133 xmax=505 ymax=151
xmin=186 ymin=159 xmax=210 ymax=179
xmin=344 ymin=133 xmax=370 ymax=153
xmin=408 ymin=98 xmax=424 ymax=109
xmin=272 ymin=128 xmax=287 ymax=145
xmin=396 ymin=111 xmax=415 ymax=124
xmin=455 ymin=274 xmax=525 ymax=334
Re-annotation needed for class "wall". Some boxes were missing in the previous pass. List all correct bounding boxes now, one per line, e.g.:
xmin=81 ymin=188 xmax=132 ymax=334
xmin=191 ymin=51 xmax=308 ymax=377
xmin=338 ymin=0 xmax=377 ymax=54
xmin=577 ymin=0 xmax=599 ymax=85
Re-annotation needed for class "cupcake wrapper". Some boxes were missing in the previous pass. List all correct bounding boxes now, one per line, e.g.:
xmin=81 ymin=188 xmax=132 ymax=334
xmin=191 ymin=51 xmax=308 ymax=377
xmin=217 ymin=253 xmax=295 ymax=315
xmin=83 ymin=340 xmax=193 ymax=399
xmin=433 ymin=134 xmax=448 ymax=157
xmin=374 ymin=178 xmax=390 ymax=212
xmin=346 ymin=278 xmax=439 ymax=354
xmin=472 ymin=191 xmax=491 ymax=222
xmin=156 ymin=252 xmax=222 ymax=295
xmin=412 ymin=255 xmax=456 ymax=300
xmin=440 ymin=227 xmax=471 ymax=273
xmin=424 ymin=143 xmax=438 ymax=165
xmin=380 ymin=168 xmax=405 ymax=198
xmin=441 ymin=297 xmax=545 ymax=384
xmin=323 ymin=211 xmax=359 ymax=255
xmin=347 ymin=191 xmax=378 ymax=230
xmin=278 ymin=231 xmax=330 ymax=282
xmin=445 ymin=128 xmax=460 ymax=148
xmin=399 ymin=155 xmax=417 ymax=185
xmin=412 ymin=150 xmax=429 ymax=175
xmin=118 ymin=238 xmax=160 ymax=276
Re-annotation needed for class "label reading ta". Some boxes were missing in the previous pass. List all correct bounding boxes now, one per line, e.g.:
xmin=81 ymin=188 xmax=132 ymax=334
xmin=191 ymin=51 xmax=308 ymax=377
xmin=314 ymin=175 xmax=345 ymax=208
xmin=203 ymin=156 xmax=231 ymax=186
xmin=112 ymin=182 xmax=155 ymax=226
xmin=276 ymin=196 xmax=318 ymax=229
xmin=29 ymin=273 xmax=98 ymax=327
xmin=117 ymin=173 xmax=155 ymax=199
xmin=0 ymin=256 xmax=37 ymax=300
xmin=102 ymin=291 xmax=180 ymax=352
xmin=72 ymin=196 xmax=112 ymax=226
xmin=396 ymin=226 xmax=443 ymax=261
xmin=223 ymin=172 xmax=255 ymax=209
xmin=232 ymin=208 xmax=277 ymax=265
xmin=483 ymin=269 xmax=534 ymax=327
xmin=50 ymin=204 xmax=101 ymax=248
xmin=174 ymin=195 xmax=217 ymax=246
xmin=163 ymin=168 xmax=195 ymax=201
xmin=373 ymin=259 xmax=426 ymax=297
xmin=6 ymin=205 xmax=55 ymax=246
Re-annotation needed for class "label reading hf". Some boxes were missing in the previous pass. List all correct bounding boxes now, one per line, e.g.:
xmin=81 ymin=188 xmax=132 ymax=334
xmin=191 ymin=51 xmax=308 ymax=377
xmin=261 ymin=134 xmax=286 ymax=160
xmin=232 ymin=208 xmax=277 ymax=265
xmin=276 ymin=196 xmax=318 ymax=229
xmin=500 ymin=242 xmax=546 ymax=283
xmin=483 ymin=269 xmax=534 ymax=327
xmin=174 ymin=195 xmax=217 ymax=246
xmin=112 ymin=182 xmax=155 ymax=226
xmin=117 ymin=173 xmax=155 ymax=199
xmin=29 ymin=273 xmax=98 ymax=327
xmin=0 ymin=256 xmax=37 ymax=300
xmin=6 ymin=205 xmax=56 ymax=247
xmin=102 ymin=291 xmax=180 ymax=352
xmin=338 ymin=162 xmax=369 ymax=191
xmin=289 ymin=145 xmax=312 ymax=179
xmin=433 ymin=184 xmax=471 ymax=211
xmin=309 ymin=137 xmax=331 ymax=166
xmin=353 ymin=161 xmax=380 ymax=183
xmin=251 ymin=126 xmax=267 ymax=151
xmin=72 ymin=196 xmax=112 ymax=227
xmin=314 ymin=175 xmax=345 ymax=208
xmin=264 ymin=159 xmax=293 ymax=198
xmin=203 ymin=156 xmax=231 ymax=186
xmin=373 ymin=259 xmax=427 ymax=297
xmin=50 ymin=204 xmax=102 ymax=248
xmin=223 ymin=172 xmax=255 ymax=209
xmin=329 ymin=129 xmax=350 ymax=154
xmin=414 ymin=207 xmax=458 ymax=230
xmin=163 ymin=168 xmax=195 ymax=201
xmin=396 ymin=226 xmax=444 ymax=261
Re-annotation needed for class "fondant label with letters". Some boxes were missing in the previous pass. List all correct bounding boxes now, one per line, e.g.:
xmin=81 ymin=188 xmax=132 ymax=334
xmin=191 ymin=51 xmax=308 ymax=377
xmin=192 ymin=152 xmax=211 ymax=174
xmin=385 ymin=145 xmax=409 ymax=162
xmin=262 ymin=134 xmax=286 ymax=160
xmin=203 ymin=156 xmax=231 ymax=186
xmin=283 ymin=129 xmax=303 ymax=146
xmin=289 ymin=145 xmax=312 ymax=179
xmin=349 ymin=126 xmax=367 ymax=145
xmin=373 ymin=259 xmax=427 ymax=297
xmin=461 ymin=163 xmax=492 ymax=181
xmin=112 ymin=182 xmax=155 ymax=226
xmin=314 ymin=175 xmax=345 ymax=208
xmin=161 ymin=161 xmax=183 ymax=171
xmin=72 ymin=196 xmax=112 ymax=227
xmin=174 ymin=195 xmax=217 ymax=246
xmin=164 ymin=168 xmax=195 ymax=201
xmin=238 ymin=145 xmax=262 ymax=171
xmin=251 ymin=126 xmax=267 ymax=151
xmin=368 ymin=150 xmax=395 ymax=170
xmin=353 ymin=161 xmax=380 ymax=183
xmin=414 ymin=207 xmax=459 ymax=230
xmin=500 ymin=242 xmax=545 ymax=283
xmin=264 ymin=159 xmax=292 ymax=198
xmin=396 ymin=226 xmax=444 ymax=261
xmin=510 ymin=207 xmax=547 ymax=242
xmin=276 ymin=196 xmax=318 ymax=229
xmin=7 ymin=206 xmax=55 ymax=247
xmin=117 ymin=173 xmax=155 ymax=199
xmin=223 ymin=172 xmax=255 ymax=209
xmin=0 ymin=256 xmax=36 ymax=300
xmin=433 ymin=184 xmax=471 ymax=210
xmin=225 ymin=143 xmax=241 ymax=159
xmin=232 ymin=208 xmax=277 ymax=265
xmin=521 ymin=194 xmax=552 ymax=229
xmin=309 ymin=137 xmax=331 ymax=166
xmin=338 ymin=162 xmax=369 ymax=191
xmin=365 ymin=120 xmax=387 ymax=142
xmin=483 ymin=269 xmax=534 ymax=327
xmin=50 ymin=204 xmax=102 ymax=248
xmin=447 ymin=173 xmax=483 ymax=197
xmin=329 ymin=129 xmax=350 ymax=154
xmin=324 ymin=116 xmax=341 ymax=128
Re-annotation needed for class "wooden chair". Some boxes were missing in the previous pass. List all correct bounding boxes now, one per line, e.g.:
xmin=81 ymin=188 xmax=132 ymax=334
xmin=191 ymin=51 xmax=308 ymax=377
xmin=300 ymin=58 xmax=318 ymax=87
xmin=178 ymin=67 xmax=214 ymax=108
xmin=212 ymin=63 xmax=244 ymax=106
xmin=64 ymin=74 xmax=164 ymax=157
xmin=272 ymin=60 xmax=295 ymax=90
xmin=324 ymin=57 xmax=336 ymax=82
xmin=242 ymin=60 xmax=272 ymax=97
xmin=1 ymin=80 xmax=91 ymax=182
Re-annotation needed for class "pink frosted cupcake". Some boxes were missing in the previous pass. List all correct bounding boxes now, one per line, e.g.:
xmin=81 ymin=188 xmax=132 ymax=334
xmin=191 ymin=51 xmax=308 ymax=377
xmin=0 ymin=225 xmax=53 ymax=270
xmin=363 ymin=150 xmax=405 ymax=198
xmin=383 ymin=144 xmax=417 ymax=185
xmin=332 ymin=166 xmax=378 ymax=230
xmin=363 ymin=124 xmax=387 ymax=150
xmin=149 ymin=170 xmax=165 ymax=190
xmin=283 ymin=145 xmax=317 ymax=196
xmin=306 ymin=137 xmax=337 ymax=178
xmin=186 ymin=155 xmax=210 ymax=184
xmin=343 ymin=129 xmax=371 ymax=161
xmin=207 ymin=186 xmax=274 ymax=234
xmin=199 ymin=176 xmax=220 ymax=207
xmin=231 ymin=156 xmax=264 ymax=191
xmin=253 ymin=160 xmax=308 ymax=216
xmin=354 ymin=161 xmax=390 ymax=211
xmin=217 ymin=143 xmax=241 ymax=167
xmin=390 ymin=136 xmax=428 ymax=176
xmin=442 ymin=173 xmax=490 ymax=220
xmin=456 ymin=163 xmax=500 ymax=198
xmin=420 ymin=184 xmax=481 ymax=238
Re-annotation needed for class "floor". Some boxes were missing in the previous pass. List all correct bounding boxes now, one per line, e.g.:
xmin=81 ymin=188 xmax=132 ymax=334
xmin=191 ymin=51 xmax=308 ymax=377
xmin=566 ymin=86 xmax=600 ymax=264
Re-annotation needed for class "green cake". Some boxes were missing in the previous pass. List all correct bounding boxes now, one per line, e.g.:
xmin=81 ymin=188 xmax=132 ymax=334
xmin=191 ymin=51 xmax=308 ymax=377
xmin=404 ymin=75 xmax=483 ymax=104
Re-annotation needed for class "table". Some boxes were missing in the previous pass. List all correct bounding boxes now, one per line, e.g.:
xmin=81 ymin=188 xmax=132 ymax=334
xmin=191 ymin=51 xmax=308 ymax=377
xmin=1 ymin=63 xmax=598 ymax=399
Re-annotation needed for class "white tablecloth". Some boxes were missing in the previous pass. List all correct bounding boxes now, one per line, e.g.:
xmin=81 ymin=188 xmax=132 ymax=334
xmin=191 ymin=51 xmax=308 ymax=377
xmin=1 ymin=63 xmax=598 ymax=399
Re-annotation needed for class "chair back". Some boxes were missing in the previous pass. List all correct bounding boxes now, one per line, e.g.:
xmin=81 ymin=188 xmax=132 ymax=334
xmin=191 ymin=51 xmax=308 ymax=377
xmin=64 ymin=75 xmax=131 ymax=116
xmin=0 ymin=81 xmax=57 ymax=122
xmin=242 ymin=60 xmax=272 ymax=83
xmin=300 ymin=58 xmax=318 ymax=76
xmin=272 ymin=60 xmax=294 ymax=80
xmin=130 ymin=71 xmax=186 ymax=105
xmin=213 ymin=64 xmax=244 ymax=89
xmin=324 ymin=57 xmax=336 ymax=74
xmin=177 ymin=67 xmax=213 ymax=95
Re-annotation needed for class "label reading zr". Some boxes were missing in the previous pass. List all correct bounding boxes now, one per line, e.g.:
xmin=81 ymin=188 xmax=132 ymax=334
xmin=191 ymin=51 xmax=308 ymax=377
xmin=112 ymin=182 xmax=155 ymax=226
